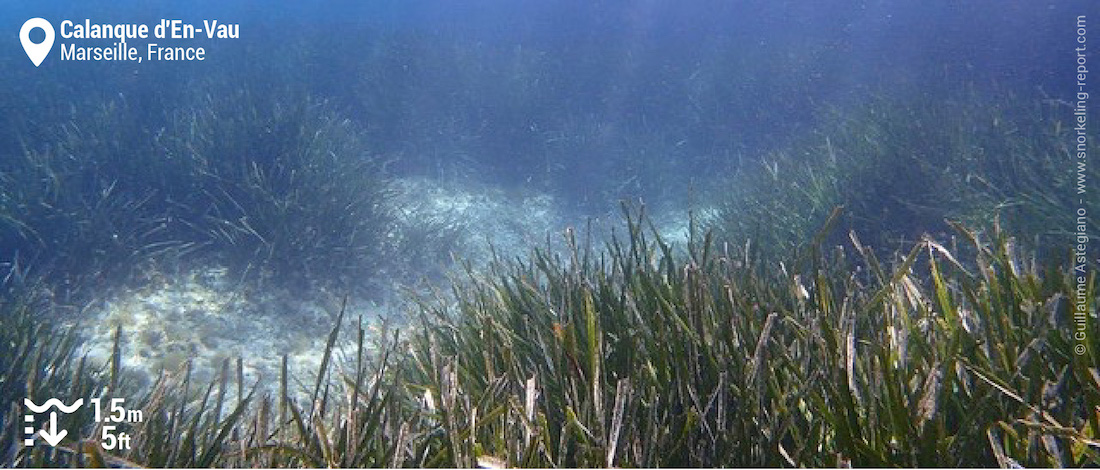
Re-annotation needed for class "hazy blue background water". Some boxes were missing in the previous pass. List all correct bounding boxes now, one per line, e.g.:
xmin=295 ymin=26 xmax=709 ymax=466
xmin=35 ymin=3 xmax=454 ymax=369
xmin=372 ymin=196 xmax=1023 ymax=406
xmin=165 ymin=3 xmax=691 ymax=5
xmin=4 ymin=1 xmax=1085 ymax=200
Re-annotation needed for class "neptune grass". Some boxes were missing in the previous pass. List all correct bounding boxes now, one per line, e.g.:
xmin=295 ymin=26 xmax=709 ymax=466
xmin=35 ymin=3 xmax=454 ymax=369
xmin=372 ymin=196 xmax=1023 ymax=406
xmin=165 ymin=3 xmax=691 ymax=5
xmin=404 ymin=206 xmax=1098 ymax=467
xmin=3 ymin=206 xmax=1097 ymax=467
xmin=0 ymin=82 xmax=395 ymax=296
xmin=713 ymin=91 xmax=1100 ymax=262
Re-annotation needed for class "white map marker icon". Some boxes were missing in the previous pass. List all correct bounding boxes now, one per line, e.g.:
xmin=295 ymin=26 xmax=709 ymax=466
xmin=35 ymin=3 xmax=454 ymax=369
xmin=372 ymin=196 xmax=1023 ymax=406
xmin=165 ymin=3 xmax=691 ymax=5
xmin=20 ymin=18 xmax=55 ymax=67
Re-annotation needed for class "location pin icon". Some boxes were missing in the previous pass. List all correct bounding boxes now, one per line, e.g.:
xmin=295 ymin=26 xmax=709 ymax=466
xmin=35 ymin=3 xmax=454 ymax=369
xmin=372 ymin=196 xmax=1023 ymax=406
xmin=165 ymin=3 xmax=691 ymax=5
xmin=20 ymin=18 xmax=55 ymax=67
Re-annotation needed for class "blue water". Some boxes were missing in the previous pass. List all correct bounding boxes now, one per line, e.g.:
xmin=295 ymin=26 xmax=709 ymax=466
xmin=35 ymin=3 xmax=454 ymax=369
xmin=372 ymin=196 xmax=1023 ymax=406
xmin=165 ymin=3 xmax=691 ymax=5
xmin=4 ymin=2 xmax=1083 ymax=170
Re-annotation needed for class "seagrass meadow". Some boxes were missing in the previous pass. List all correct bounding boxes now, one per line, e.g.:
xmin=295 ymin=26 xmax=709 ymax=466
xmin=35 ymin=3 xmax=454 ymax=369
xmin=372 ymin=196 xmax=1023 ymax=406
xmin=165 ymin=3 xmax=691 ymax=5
xmin=2 ymin=203 xmax=1099 ymax=467
xmin=3 ymin=1 xmax=1100 ymax=468
xmin=2 ymin=82 xmax=1098 ymax=467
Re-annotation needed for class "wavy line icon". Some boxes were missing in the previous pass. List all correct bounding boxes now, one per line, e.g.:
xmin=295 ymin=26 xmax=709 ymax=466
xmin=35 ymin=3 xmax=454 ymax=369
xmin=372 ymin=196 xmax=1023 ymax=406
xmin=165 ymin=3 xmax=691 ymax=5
xmin=24 ymin=398 xmax=83 ymax=414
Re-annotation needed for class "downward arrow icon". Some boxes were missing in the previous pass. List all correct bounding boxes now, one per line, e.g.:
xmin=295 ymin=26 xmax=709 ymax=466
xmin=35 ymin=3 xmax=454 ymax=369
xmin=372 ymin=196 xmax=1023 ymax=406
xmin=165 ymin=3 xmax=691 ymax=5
xmin=39 ymin=412 xmax=67 ymax=446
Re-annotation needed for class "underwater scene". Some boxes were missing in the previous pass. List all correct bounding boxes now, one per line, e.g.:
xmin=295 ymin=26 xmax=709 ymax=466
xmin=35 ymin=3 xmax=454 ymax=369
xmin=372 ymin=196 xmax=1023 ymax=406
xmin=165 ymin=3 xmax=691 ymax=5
xmin=1 ymin=0 xmax=1098 ymax=467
